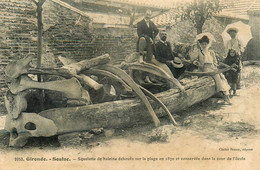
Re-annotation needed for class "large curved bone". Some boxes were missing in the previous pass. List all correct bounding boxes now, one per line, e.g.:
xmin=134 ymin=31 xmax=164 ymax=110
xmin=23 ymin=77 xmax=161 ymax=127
xmin=126 ymin=62 xmax=172 ymax=79
xmin=139 ymin=86 xmax=177 ymax=125
xmin=4 ymin=90 xmax=28 ymax=120
xmin=84 ymin=68 xmax=132 ymax=102
xmin=87 ymin=67 xmax=176 ymax=125
xmin=85 ymin=68 xmax=132 ymax=92
xmin=5 ymin=55 xmax=34 ymax=79
xmin=185 ymin=63 xmax=237 ymax=76
xmin=95 ymin=64 xmax=160 ymax=127
xmin=125 ymin=62 xmax=185 ymax=92
xmin=4 ymin=112 xmax=58 ymax=147
xmin=8 ymin=75 xmax=90 ymax=102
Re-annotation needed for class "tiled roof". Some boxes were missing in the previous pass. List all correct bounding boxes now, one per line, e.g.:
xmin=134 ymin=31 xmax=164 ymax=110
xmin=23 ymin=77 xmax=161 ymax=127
xmin=52 ymin=0 xmax=260 ymax=28
xmin=105 ymin=0 xmax=176 ymax=9
xmin=218 ymin=0 xmax=260 ymax=20
xmin=152 ymin=0 xmax=260 ymax=27
xmin=151 ymin=9 xmax=179 ymax=27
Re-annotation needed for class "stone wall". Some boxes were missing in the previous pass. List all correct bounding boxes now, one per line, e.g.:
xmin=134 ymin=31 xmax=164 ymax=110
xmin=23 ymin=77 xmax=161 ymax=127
xmin=43 ymin=0 xmax=137 ymax=65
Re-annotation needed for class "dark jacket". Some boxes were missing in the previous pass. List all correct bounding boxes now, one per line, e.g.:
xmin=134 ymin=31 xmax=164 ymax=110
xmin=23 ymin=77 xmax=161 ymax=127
xmin=155 ymin=41 xmax=175 ymax=64
xmin=223 ymin=53 xmax=240 ymax=84
xmin=136 ymin=19 xmax=159 ymax=51
xmin=155 ymin=41 xmax=186 ymax=78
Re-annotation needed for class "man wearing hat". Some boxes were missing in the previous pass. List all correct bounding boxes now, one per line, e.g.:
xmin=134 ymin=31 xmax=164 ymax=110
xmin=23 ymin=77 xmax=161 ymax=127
xmin=154 ymin=31 xmax=185 ymax=79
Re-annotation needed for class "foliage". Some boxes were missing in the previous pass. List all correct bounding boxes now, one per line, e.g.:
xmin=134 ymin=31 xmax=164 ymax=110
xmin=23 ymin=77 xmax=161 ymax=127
xmin=176 ymin=0 xmax=223 ymax=34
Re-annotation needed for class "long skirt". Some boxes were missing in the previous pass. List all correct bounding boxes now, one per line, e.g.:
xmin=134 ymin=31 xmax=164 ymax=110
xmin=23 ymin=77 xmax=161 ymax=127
xmin=204 ymin=64 xmax=230 ymax=93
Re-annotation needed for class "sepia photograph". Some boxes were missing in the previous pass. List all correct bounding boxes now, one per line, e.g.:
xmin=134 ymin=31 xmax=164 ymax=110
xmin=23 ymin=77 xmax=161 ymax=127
xmin=0 ymin=0 xmax=259 ymax=169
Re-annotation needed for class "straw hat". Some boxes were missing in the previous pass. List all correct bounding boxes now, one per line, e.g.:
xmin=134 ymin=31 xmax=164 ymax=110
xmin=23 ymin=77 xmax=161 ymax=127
xmin=195 ymin=32 xmax=216 ymax=43
xmin=172 ymin=57 xmax=183 ymax=68
xmin=227 ymin=27 xmax=238 ymax=34
xmin=198 ymin=35 xmax=210 ymax=44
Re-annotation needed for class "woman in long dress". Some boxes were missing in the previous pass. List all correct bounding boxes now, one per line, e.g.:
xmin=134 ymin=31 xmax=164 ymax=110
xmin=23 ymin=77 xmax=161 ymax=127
xmin=194 ymin=34 xmax=231 ymax=104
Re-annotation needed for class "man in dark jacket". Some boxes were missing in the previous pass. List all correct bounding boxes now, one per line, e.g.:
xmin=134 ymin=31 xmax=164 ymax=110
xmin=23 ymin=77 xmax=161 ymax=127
xmin=137 ymin=10 xmax=159 ymax=63
xmin=155 ymin=31 xmax=185 ymax=79
xmin=155 ymin=32 xmax=175 ymax=64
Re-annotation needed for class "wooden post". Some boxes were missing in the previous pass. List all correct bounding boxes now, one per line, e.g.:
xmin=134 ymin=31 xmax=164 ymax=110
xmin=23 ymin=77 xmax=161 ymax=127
xmin=33 ymin=0 xmax=46 ymax=110
xmin=129 ymin=7 xmax=136 ymax=27
xmin=36 ymin=0 xmax=46 ymax=80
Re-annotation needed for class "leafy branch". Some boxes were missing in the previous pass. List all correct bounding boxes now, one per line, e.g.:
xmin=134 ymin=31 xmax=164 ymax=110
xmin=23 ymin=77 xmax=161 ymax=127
xmin=175 ymin=0 xmax=223 ymax=34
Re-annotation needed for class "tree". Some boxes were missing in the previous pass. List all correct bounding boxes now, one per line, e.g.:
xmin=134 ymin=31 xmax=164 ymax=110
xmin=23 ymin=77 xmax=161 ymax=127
xmin=176 ymin=0 xmax=223 ymax=34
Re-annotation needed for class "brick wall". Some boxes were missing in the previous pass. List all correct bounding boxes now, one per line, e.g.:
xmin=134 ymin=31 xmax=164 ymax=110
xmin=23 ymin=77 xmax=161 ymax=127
xmin=0 ymin=0 xmax=37 ymax=112
xmin=43 ymin=0 xmax=136 ymax=64
xmin=0 ymin=0 xmax=137 ymax=113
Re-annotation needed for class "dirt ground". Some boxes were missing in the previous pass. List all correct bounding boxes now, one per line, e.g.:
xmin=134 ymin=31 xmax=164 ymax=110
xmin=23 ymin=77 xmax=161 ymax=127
xmin=0 ymin=65 xmax=260 ymax=170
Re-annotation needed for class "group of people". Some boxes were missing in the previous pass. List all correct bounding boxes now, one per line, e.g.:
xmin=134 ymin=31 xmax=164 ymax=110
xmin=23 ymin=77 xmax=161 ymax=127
xmin=136 ymin=10 xmax=244 ymax=104
xmin=137 ymin=10 xmax=186 ymax=80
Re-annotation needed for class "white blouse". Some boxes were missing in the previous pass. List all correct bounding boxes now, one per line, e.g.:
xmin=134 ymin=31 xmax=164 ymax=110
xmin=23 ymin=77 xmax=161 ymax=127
xmin=225 ymin=38 xmax=243 ymax=56
xmin=190 ymin=47 xmax=217 ymax=71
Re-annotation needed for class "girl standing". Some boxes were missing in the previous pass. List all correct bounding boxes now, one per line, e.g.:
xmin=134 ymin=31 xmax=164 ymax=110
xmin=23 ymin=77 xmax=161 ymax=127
xmin=223 ymin=49 xmax=241 ymax=95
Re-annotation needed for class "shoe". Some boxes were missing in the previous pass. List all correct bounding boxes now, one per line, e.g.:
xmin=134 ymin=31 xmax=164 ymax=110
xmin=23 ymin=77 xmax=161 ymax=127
xmin=229 ymin=89 xmax=232 ymax=96
xmin=233 ymin=91 xmax=240 ymax=96
xmin=224 ymin=96 xmax=232 ymax=105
